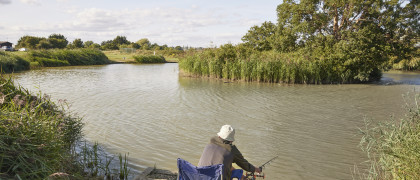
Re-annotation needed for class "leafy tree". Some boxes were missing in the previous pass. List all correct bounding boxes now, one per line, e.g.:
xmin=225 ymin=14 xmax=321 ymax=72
xmin=16 ymin=36 xmax=43 ymax=49
xmin=242 ymin=21 xmax=276 ymax=51
xmin=136 ymin=38 xmax=151 ymax=50
xmin=84 ymin=41 xmax=94 ymax=48
xmin=36 ymin=39 xmax=52 ymax=49
xmin=174 ymin=46 xmax=183 ymax=51
xmin=113 ymin=36 xmax=130 ymax=46
xmin=275 ymin=0 xmax=418 ymax=48
xmin=90 ymin=43 xmax=101 ymax=49
xmin=83 ymin=41 xmax=101 ymax=49
xmin=379 ymin=0 xmax=419 ymax=68
xmin=72 ymin=38 xmax=84 ymax=48
xmin=48 ymin=34 xmax=66 ymax=40
xmin=47 ymin=34 xmax=68 ymax=49
xmin=100 ymin=40 xmax=118 ymax=50
xmin=129 ymin=43 xmax=140 ymax=49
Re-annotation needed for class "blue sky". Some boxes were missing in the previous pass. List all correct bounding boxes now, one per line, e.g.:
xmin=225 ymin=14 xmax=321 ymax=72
xmin=0 ymin=0 xmax=280 ymax=47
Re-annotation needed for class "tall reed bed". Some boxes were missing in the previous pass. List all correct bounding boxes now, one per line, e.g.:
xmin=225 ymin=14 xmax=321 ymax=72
xmin=179 ymin=45 xmax=375 ymax=84
xmin=27 ymin=49 xmax=110 ymax=67
xmin=0 ymin=76 xmax=131 ymax=179
xmin=0 ymin=51 xmax=30 ymax=73
xmin=358 ymin=93 xmax=420 ymax=179
xmin=133 ymin=55 xmax=166 ymax=63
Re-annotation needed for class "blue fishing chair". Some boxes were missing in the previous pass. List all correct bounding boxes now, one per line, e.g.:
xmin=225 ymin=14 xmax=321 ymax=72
xmin=177 ymin=158 xmax=224 ymax=180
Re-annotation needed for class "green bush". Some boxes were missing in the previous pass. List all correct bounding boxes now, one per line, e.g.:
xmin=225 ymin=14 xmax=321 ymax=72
xmin=133 ymin=55 xmax=166 ymax=63
xmin=0 ymin=52 xmax=30 ymax=73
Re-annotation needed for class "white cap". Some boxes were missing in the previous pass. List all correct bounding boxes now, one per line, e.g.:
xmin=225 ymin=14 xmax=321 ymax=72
xmin=217 ymin=125 xmax=235 ymax=142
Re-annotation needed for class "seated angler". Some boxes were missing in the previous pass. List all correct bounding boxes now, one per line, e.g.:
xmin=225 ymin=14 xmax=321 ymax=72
xmin=198 ymin=125 xmax=261 ymax=180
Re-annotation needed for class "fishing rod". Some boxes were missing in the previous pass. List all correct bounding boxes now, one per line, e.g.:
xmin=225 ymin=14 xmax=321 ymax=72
xmin=245 ymin=156 xmax=279 ymax=180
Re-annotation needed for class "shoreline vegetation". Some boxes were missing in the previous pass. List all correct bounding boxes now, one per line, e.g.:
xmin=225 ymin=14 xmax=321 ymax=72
xmin=0 ymin=49 xmax=182 ymax=73
xmin=179 ymin=0 xmax=419 ymax=84
xmin=359 ymin=93 xmax=420 ymax=179
xmin=0 ymin=75 xmax=132 ymax=179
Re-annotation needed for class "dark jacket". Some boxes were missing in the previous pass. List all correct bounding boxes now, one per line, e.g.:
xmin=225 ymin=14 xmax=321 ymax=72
xmin=198 ymin=136 xmax=255 ymax=180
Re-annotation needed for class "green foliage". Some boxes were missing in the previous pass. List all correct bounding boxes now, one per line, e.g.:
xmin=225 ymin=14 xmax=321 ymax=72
xmin=16 ymin=34 xmax=69 ymax=50
xmin=101 ymin=40 xmax=119 ymax=50
xmin=242 ymin=21 xmax=276 ymax=51
xmin=220 ymin=0 xmax=419 ymax=84
xmin=27 ymin=49 xmax=109 ymax=67
xmin=179 ymin=44 xmax=385 ymax=83
xmin=136 ymin=38 xmax=151 ymax=50
xmin=0 ymin=51 xmax=30 ymax=73
xmin=0 ymin=76 xmax=84 ymax=179
xmin=84 ymin=41 xmax=94 ymax=48
xmin=47 ymin=34 xmax=68 ymax=49
xmin=36 ymin=39 xmax=52 ymax=49
xmin=239 ymin=0 xmax=418 ymax=73
xmin=133 ymin=55 xmax=166 ymax=63
xmin=71 ymin=38 xmax=84 ymax=49
xmin=16 ymin=36 xmax=43 ymax=49
xmin=359 ymin=94 xmax=420 ymax=179
xmin=0 ymin=76 xmax=132 ymax=179
xmin=129 ymin=42 xmax=141 ymax=49
xmin=113 ymin=36 xmax=130 ymax=46
xmin=36 ymin=57 xmax=70 ymax=67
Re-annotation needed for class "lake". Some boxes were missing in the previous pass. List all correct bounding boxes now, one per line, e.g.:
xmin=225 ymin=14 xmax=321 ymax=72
xmin=11 ymin=64 xmax=420 ymax=179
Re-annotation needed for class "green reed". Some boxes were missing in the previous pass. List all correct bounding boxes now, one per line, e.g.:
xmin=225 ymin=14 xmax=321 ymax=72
xmin=0 ymin=75 xmax=131 ymax=179
xmin=358 ymin=93 xmax=420 ymax=179
xmin=119 ymin=153 xmax=130 ymax=180
xmin=0 ymin=51 xmax=30 ymax=73
xmin=179 ymin=44 xmax=384 ymax=84
xmin=0 ymin=75 xmax=83 ymax=179
xmin=133 ymin=55 xmax=167 ymax=63
xmin=27 ymin=49 xmax=110 ymax=67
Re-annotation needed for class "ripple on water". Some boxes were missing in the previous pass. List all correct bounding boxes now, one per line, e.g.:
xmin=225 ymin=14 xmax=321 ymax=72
xmin=10 ymin=65 xmax=420 ymax=180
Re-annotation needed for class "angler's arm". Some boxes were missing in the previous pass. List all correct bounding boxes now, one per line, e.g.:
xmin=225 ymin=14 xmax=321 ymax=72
xmin=231 ymin=145 xmax=259 ymax=173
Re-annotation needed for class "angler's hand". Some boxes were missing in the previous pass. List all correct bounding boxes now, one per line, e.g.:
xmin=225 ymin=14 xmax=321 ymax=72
xmin=254 ymin=166 xmax=262 ymax=174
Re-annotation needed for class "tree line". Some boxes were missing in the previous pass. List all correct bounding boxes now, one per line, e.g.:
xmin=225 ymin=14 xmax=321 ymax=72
xmin=241 ymin=0 xmax=418 ymax=71
xmin=16 ymin=34 xmax=185 ymax=51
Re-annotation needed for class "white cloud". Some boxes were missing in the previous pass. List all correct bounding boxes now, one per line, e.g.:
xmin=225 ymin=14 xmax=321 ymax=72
xmin=5 ymin=3 xmax=272 ymax=47
xmin=20 ymin=0 xmax=40 ymax=5
xmin=0 ymin=0 xmax=11 ymax=4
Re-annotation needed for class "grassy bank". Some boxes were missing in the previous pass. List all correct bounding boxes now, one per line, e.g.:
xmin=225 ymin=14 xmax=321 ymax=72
xmin=103 ymin=50 xmax=182 ymax=63
xmin=26 ymin=49 xmax=110 ymax=67
xmin=179 ymin=44 xmax=382 ymax=84
xmin=0 ymin=51 xmax=30 ymax=73
xmin=359 ymin=93 xmax=420 ymax=179
xmin=133 ymin=55 xmax=166 ymax=63
xmin=0 ymin=76 xmax=130 ymax=179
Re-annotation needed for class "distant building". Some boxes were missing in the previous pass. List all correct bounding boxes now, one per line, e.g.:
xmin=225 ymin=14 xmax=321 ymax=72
xmin=0 ymin=41 xmax=13 ymax=48
xmin=0 ymin=41 xmax=13 ymax=51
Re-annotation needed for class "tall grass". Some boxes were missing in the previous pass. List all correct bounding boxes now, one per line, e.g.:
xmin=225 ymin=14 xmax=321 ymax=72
xmin=133 ymin=55 xmax=166 ymax=63
xmin=27 ymin=49 xmax=110 ymax=67
xmin=358 ymin=93 xmax=420 ymax=179
xmin=179 ymin=46 xmax=370 ymax=84
xmin=0 ymin=75 xmax=131 ymax=179
xmin=0 ymin=51 xmax=30 ymax=73
xmin=0 ymin=75 xmax=83 ymax=179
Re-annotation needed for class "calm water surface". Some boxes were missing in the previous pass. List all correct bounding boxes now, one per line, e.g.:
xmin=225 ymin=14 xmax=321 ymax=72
xmin=12 ymin=64 xmax=420 ymax=180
